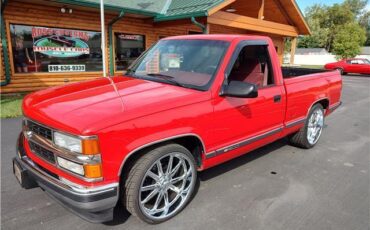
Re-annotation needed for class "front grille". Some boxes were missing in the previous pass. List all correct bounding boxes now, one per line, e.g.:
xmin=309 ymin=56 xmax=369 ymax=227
xmin=29 ymin=141 xmax=56 ymax=164
xmin=27 ymin=120 xmax=53 ymax=140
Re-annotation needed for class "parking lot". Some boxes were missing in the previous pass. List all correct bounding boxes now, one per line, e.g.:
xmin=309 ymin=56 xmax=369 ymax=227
xmin=1 ymin=75 xmax=369 ymax=230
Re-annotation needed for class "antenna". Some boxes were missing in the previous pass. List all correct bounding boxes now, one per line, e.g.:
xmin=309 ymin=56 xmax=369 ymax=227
xmin=100 ymin=0 xmax=107 ymax=77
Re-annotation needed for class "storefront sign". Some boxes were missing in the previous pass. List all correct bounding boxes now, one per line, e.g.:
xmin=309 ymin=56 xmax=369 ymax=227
xmin=32 ymin=28 xmax=89 ymax=41
xmin=11 ymin=24 xmax=102 ymax=73
xmin=48 ymin=64 xmax=86 ymax=72
xmin=118 ymin=34 xmax=142 ymax=40
xmin=33 ymin=27 xmax=90 ymax=58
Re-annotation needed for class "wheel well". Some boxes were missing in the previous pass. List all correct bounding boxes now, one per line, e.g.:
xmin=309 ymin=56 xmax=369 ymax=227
xmin=315 ymin=99 xmax=329 ymax=110
xmin=120 ymin=135 xmax=204 ymax=180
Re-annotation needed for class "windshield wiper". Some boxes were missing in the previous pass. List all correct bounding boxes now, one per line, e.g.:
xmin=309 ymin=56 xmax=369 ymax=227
xmin=125 ymin=72 xmax=193 ymax=89
xmin=145 ymin=73 xmax=186 ymax=87
xmin=125 ymin=68 xmax=135 ymax=75
xmin=146 ymin=73 xmax=174 ymax=79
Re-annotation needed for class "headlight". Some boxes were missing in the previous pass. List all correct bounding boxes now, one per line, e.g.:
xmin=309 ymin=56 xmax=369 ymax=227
xmin=54 ymin=132 xmax=82 ymax=153
xmin=57 ymin=157 xmax=84 ymax=175
xmin=57 ymin=157 xmax=102 ymax=178
xmin=53 ymin=131 xmax=102 ymax=179
xmin=53 ymin=132 xmax=100 ymax=155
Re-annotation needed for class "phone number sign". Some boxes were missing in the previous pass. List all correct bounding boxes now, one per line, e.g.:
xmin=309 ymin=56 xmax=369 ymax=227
xmin=48 ymin=64 xmax=86 ymax=72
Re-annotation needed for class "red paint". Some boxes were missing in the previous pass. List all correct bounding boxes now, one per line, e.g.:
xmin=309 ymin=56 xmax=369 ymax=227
xmin=22 ymin=35 xmax=342 ymax=187
xmin=324 ymin=58 xmax=370 ymax=75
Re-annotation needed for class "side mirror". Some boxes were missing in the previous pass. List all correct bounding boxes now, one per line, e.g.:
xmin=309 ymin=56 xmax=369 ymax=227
xmin=221 ymin=81 xmax=258 ymax=98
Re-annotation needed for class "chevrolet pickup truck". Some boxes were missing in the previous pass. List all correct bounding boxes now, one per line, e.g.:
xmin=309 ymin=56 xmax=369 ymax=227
xmin=13 ymin=35 xmax=342 ymax=224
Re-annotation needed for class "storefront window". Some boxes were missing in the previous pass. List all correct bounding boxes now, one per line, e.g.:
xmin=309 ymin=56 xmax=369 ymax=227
xmin=10 ymin=24 xmax=102 ymax=73
xmin=115 ymin=33 xmax=145 ymax=71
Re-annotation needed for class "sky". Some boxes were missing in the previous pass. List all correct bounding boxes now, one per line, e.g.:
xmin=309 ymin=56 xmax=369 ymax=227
xmin=296 ymin=0 xmax=370 ymax=13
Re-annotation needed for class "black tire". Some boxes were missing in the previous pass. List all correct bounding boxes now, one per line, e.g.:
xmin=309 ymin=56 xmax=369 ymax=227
xmin=335 ymin=68 xmax=344 ymax=75
xmin=289 ymin=104 xmax=325 ymax=149
xmin=125 ymin=143 xmax=197 ymax=224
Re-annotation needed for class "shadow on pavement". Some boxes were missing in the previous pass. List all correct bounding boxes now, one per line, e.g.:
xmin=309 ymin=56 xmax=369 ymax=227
xmin=345 ymin=74 xmax=370 ymax=77
xmin=199 ymin=138 xmax=288 ymax=181
xmin=103 ymin=201 xmax=131 ymax=226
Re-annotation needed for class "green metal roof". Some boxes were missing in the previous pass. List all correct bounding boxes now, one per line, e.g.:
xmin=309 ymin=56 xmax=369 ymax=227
xmin=74 ymin=0 xmax=169 ymax=14
xmin=155 ymin=0 xmax=224 ymax=21
xmin=58 ymin=0 xmax=227 ymax=20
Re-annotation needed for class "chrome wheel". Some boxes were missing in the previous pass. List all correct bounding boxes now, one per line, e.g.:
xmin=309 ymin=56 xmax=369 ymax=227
xmin=139 ymin=152 xmax=195 ymax=220
xmin=307 ymin=108 xmax=324 ymax=145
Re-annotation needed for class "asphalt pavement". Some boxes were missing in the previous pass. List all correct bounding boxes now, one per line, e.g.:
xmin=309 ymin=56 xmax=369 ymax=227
xmin=1 ymin=75 xmax=369 ymax=230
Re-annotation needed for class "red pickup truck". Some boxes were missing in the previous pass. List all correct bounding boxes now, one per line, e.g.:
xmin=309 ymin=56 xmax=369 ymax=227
xmin=13 ymin=35 xmax=342 ymax=224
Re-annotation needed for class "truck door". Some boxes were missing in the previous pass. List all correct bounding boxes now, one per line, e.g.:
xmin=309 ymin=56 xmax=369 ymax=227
xmin=210 ymin=42 xmax=285 ymax=154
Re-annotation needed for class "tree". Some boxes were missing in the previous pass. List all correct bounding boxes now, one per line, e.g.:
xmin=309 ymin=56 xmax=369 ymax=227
xmin=344 ymin=0 xmax=370 ymax=45
xmin=298 ymin=4 xmax=354 ymax=51
xmin=298 ymin=0 xmax=369 ymax=57
xmin=343 ymin=0 xmax=368 ymax=17
xmin=298 ymin=18 xmax=329 ymax=48
xmin=332 ymin=23 xmax=366 ymax=59
xmin=322 ymin=4 xmax=354 ymax=51
xmin=359 ymin=11 xmax=370 ymax=45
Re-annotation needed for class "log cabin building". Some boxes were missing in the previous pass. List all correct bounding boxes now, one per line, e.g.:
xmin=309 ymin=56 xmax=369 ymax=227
xmin=0 ymin=0 xmax=310 ymax=93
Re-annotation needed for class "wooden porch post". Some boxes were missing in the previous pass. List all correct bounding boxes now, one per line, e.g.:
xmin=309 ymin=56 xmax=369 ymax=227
xmin=258 ymin=0 xmax=265 ymax=19
xmin=290 ymin=37 xmax=297 ymax=65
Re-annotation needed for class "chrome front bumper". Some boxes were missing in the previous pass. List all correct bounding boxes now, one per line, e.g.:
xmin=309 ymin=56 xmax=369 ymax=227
xmin=13 ymin=133 xmax=119 ymax=223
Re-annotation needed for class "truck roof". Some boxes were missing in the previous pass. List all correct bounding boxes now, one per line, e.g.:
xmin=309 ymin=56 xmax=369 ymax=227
xmin=163 ymin=34 xmax=270 ymax=42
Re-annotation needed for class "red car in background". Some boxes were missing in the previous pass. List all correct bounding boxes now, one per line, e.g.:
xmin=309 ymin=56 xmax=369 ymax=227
xmin=324 ymin=58 xmax=370 ymax=75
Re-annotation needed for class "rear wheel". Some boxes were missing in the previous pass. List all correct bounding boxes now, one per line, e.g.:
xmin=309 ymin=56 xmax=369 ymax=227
xmin=335 ymin=68 xmax=344 ymax=75
xmin=125 ymin=144 xmax=197 ymax=224
xmin=289 ymin=104 xmax=325 ymax=149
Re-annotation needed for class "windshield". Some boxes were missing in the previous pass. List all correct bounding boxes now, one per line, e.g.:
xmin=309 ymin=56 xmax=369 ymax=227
xmin=126 ymin=39 xmax=229 ymax=90
xmin=363 ymin=59 xmax=370 ymax=64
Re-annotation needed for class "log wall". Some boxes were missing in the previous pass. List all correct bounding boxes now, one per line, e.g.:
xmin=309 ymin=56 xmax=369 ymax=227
xmin=1 ymin=0 xmax=286 ymax=93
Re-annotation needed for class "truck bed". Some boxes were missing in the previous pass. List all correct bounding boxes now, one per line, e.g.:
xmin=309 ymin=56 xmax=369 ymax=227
xmin=282 ymin=67 xmax=330 ymax=78
xmin=282 ymin=67 xmax=342 ymax=128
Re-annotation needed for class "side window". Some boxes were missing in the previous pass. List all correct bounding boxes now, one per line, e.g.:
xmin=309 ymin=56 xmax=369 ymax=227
xmin=228 ymin=45 xmax=274 ymax=88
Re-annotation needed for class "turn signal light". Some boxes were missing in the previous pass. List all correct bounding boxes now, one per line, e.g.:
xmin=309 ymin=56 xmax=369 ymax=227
xmin=81 ymin=139 xmax=100 ymax=155
xmin=84 ymin=164 xmax=102 ymax=178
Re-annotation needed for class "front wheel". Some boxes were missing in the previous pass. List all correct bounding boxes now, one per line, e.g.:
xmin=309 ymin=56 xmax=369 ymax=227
xmin=125 ymin=144 xmax=197 ymax=224
xmin=289 ymin=104 xmax=325 ymax=149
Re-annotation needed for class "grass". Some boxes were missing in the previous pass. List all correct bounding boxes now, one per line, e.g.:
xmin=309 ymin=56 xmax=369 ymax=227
xmin=298 ymin=65 xmax=324 ymax=69
xmin=0 ymin=94 xmax=25 ymax=118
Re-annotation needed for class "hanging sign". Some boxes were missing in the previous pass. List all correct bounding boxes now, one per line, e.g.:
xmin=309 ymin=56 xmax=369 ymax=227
xmin=118 ymin=34 xmax=142 ymax=40
xmin=32 ymin=27 xmax=90 ymax=58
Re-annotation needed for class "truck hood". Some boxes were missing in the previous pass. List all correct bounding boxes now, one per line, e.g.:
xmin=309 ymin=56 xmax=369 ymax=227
xmin=23 ymin=76 xmax=211 ymax=135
